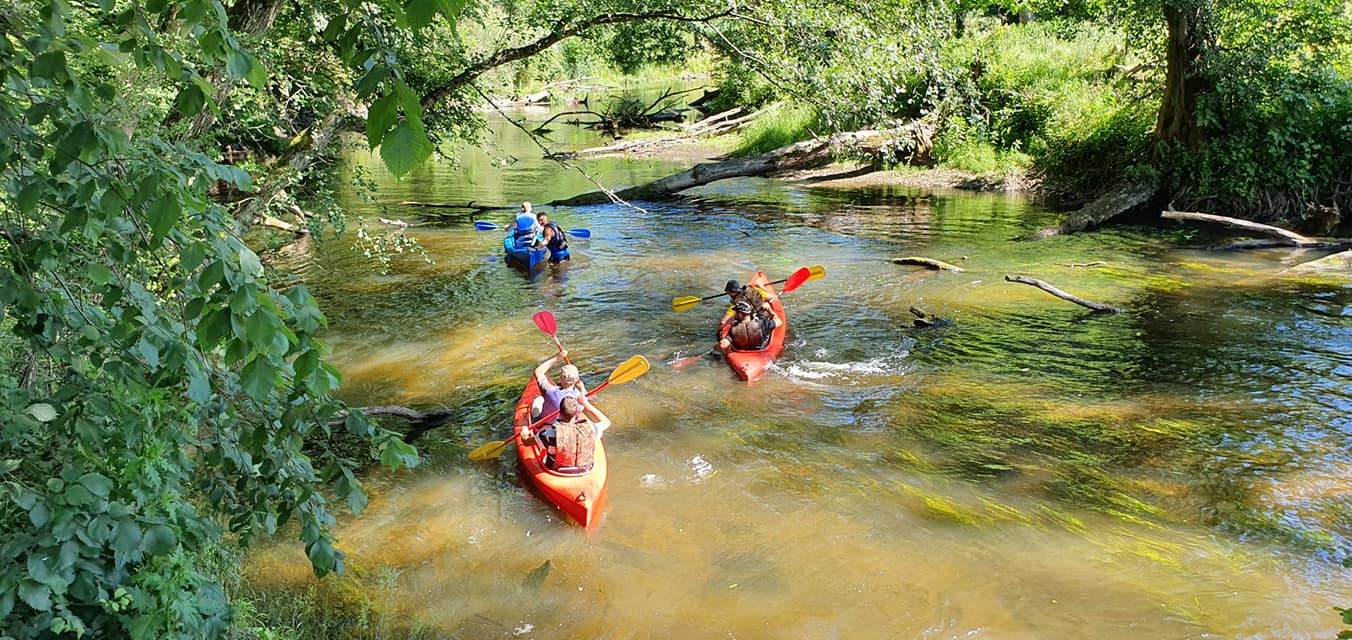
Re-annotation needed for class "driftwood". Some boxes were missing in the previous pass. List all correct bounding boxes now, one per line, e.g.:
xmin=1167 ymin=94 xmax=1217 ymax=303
xmin=377 ymin=217 xmax=410 ymax=228
xmin=908 ymin=306 xmax=946 ymax=328
xmin=398 ymin=201 xmax=508 ymax=211
xmin=1287 ymin=249 xmax=1352 ymax=274
xmin=254 ymin=214 xmax=306 ymax=235
xmin=334 ymin=405 xmax=457 ymax=443
xmin=1212 ymin=238 xmax=1352 ymax=252
xmin=550 ymin=123 xmax=935 ymax=206
xmin=891 ymin=256 xmax=965 ymax=272
xmin=1005 ymin=275 xmax=1121 ymax=313
xmin=1161 ymin=210 xmax=1316 ymax=246
xmin=557 ymin=106 xmax=768 ymax=159
xmin=1033 ymin=181 xmax=1158 ymax=238
xmin=1063 ymin=261 xmax=1107 ymax=268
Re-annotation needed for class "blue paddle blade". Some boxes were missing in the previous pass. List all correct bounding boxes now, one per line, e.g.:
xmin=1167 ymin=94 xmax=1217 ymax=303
xmin=567 ymin=228 xmax=591 ymax=238
xmin=474 ymin=221 xmax=498 ymax=230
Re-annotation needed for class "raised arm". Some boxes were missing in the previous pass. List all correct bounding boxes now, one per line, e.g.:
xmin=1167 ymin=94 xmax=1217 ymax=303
xmin=534 ymin=354 xmax=561 ymax=389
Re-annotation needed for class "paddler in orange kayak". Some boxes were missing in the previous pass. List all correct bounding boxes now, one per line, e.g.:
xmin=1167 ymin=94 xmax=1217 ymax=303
xmin=718 ymin=300 xmax=783 ymax=351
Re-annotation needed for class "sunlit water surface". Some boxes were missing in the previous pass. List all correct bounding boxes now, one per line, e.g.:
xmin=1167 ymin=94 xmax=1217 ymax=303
xmin=255 ymin=106 xmax=1352 ymax=638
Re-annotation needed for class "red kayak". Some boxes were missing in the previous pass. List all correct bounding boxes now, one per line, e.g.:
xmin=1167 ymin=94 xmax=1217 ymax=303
xmin=513 ymin=378 xmax=607 ymax=530
xmin=718 ymin=270 xmax=787 ymax=382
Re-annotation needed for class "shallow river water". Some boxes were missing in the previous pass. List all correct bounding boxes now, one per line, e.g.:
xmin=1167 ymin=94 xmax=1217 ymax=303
xmin=253 ymin=106 xmax=1352 ymax=639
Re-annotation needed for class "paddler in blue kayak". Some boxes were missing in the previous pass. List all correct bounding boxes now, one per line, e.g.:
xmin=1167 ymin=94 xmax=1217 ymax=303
xmin=506 ymin=201 xmax=543 ymax=250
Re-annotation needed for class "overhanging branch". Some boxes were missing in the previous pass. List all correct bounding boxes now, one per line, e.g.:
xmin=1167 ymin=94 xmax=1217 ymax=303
xmin=420 ymin=10 xmax=735 ymax=110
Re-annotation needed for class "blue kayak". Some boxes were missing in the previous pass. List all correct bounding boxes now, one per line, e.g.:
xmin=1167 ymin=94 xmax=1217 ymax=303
xmin=503 ymin=235 xmax=548 ymax=269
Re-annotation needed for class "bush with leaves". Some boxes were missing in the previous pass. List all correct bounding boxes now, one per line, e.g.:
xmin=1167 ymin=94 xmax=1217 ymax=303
xmin=0 ymin=0 xmax=469 ymax=635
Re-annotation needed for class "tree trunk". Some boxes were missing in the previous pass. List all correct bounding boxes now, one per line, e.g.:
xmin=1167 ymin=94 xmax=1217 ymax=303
xmin=1155 ymin=4 xmax=1207 ymax=147
xmin=549 ymin=123 xmax=934 ymax=206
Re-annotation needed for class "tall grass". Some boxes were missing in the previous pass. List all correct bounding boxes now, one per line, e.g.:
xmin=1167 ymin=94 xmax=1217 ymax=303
xmin=729 ymin=104 xmax=819 ymax=157
xmin=933 ymin=22 xmax=1153 ymax=183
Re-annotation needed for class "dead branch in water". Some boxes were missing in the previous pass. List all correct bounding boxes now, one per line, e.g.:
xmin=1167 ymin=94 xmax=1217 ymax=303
xmin=398 ymin=201 xmax=509 ymax=211
xmin=1005 ymin=275 xmax=1121 ymax=313
xmin=1063 ymin=261 xmax=1107 ymax=268
xmin=891 ymin=256 xmax=965 ymax=272
xmin=1211 ymin=238 xmax=1352 ymax=251
xmin=1161 ymin=210 xmax=1316 ymax=246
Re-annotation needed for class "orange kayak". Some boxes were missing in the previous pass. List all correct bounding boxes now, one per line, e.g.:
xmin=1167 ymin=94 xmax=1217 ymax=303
xmin=718 ymin=270 xmax=787 ymax=382
xmin=513 ymin=378 xmax=608 ymax=530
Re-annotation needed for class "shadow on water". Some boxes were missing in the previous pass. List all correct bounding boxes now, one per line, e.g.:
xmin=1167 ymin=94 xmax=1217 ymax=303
xmin=248 ymin=109 xmax=1352 ymax=638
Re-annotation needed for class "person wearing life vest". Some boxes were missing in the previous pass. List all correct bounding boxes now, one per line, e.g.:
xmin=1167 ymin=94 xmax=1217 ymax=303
xmin=719 ymin=299 xmax=783 ymax=351
xmin=506 ymin=201 xmax=542 ymax=250
xmin=536 ymin=211 xmax=570 ymax=263
xmin=522 ymin=394 xmax=610 ymax=472
xmin=718 ymin=279 xmax=772 ymax=335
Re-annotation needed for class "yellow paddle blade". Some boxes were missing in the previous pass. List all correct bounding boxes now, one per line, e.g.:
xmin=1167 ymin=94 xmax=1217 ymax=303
xmin=807 ymin=264 xmax=826 ymax=280
xmin=671 ymin=296 xmax=702 ymax=313
xmin=607 ymin=355 xmax=650 ymax=385
xmin=467 ymin=438 xmax=511 ymax=462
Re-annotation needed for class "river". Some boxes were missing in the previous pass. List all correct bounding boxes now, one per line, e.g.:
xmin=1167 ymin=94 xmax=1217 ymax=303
xmin=254 ymin=104 xmax=1352 ymax=638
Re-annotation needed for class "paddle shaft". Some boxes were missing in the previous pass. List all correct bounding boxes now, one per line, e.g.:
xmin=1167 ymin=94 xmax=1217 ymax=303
xmin=688 ymin=275 xmax=802 ymax=304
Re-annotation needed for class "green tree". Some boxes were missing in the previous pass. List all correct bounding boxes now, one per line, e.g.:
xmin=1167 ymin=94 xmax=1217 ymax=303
xmin=0 ymin=0 xmax=442 ymax=635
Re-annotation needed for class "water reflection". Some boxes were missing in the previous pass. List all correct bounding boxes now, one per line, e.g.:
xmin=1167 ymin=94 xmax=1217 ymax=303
xmin=254 ymin=110 xmax=1352 ymax=638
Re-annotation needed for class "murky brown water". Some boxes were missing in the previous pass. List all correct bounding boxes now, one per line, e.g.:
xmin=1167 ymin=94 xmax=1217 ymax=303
xmin=255 ymin=105 xmax=1352 ymax=638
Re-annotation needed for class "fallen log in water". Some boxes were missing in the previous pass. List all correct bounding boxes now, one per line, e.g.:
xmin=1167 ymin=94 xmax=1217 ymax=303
xmin=1161 ymin=210 xmax=1317 ymax=246
xmin=1005 ymin=275 xmax=1121 ymax=313
xmin=1033 ymin=181 xmax=1158 ymax=238
xmin=1212 ymin=238 xmax=1352 ymax=251
xmin=398 ymin=201 xmax=510 ymax=211
xmin=549 ymin=122 xmax=936 ymax=206
xmin=1287 ymin=249 xmax=1352 ymax=275
xmin=891 ymin=256 xmax=965 ymax=272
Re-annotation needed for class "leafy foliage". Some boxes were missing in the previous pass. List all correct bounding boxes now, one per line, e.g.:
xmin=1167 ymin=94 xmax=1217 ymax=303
xmin=0 ymin=0 xmax=450 ymax=635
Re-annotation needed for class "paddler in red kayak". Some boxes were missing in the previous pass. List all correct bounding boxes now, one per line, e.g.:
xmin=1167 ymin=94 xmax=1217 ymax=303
xmin=529 ymin=350 xmax=588 ymax=421
xmin=718 ymin=300 xmax=784 ymax=351
xmin=523 ymin=396 xmax=612 ymax=472
xmin=718 ymin=279 xmax=773 ymax=333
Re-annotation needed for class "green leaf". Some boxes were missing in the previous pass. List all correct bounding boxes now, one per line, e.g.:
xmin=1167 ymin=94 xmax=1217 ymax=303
xmin=366 ymin=93 xmax=399 ymax=148
xmin=143 ymin=525 xmax=177 ymax=556
xmin=136 ymin=335 xmax=159 ymax=369
xmin=18 ymin=579 xmax=50 ymax=611
xmin=17 ymin=180 xmax=43 ymax=215
xmin=64 ymin=483 xmax=93 ymax=506
xmin=173 ymin=83 xmax=205 ymax=118
xmin=404 ymin=0 xmax=440 ymax=29
xmin=245 ymin=310 xmax=275 ymax=346
xmin=180 ymin=243 xmax=206 ymax=272
xmin=79 ymin=473 xmax=112 ymax=498
xmin=225 ymin=49 xmax=255 ymax=83
xmin=146 ymin=198 xmax=179 ymax=240
xmin=26 ymin=403 xmax=57 ymax=423
xmin=379 ymin=120 xmax=435 ymax=178
xmin=0 ymin=588 xmax=13 ymax=622
xmin=354 ymin=64 xmax=389 ymax=97
xmin=379 ymin=438 xmax=419 ymax=470
xmin=240 ymin=357 xmax=275 ymax=400
xmin=87 ymin=263 xmax=113 ymax=285
xmin=111 ymin=519 xmax=142 ymax=565
xmin=239 ymin=247 xmax=263 ymax=278
xmin=306 ymin=539 xmax=336 ymax=576
xmin=31 ymin=51 xmax=67 ymax=81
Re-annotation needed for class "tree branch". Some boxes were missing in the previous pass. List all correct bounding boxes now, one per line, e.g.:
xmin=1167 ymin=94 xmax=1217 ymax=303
xmin=420 ymin=10 xmax=735 ymax=110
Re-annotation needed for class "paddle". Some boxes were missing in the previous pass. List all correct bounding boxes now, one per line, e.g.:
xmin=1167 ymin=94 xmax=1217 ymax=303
xmin=670 ymin=265 xmax=826 ymax=313
xmin=532 ymin=310 xmax=570 ymax=364
xmin=670 ymin=268 xmax=815 ymax=369
xmin=475 ymin=220 xmax=590 ymax=237
xmin=466 ymin=355 xmax=651 ymax=462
